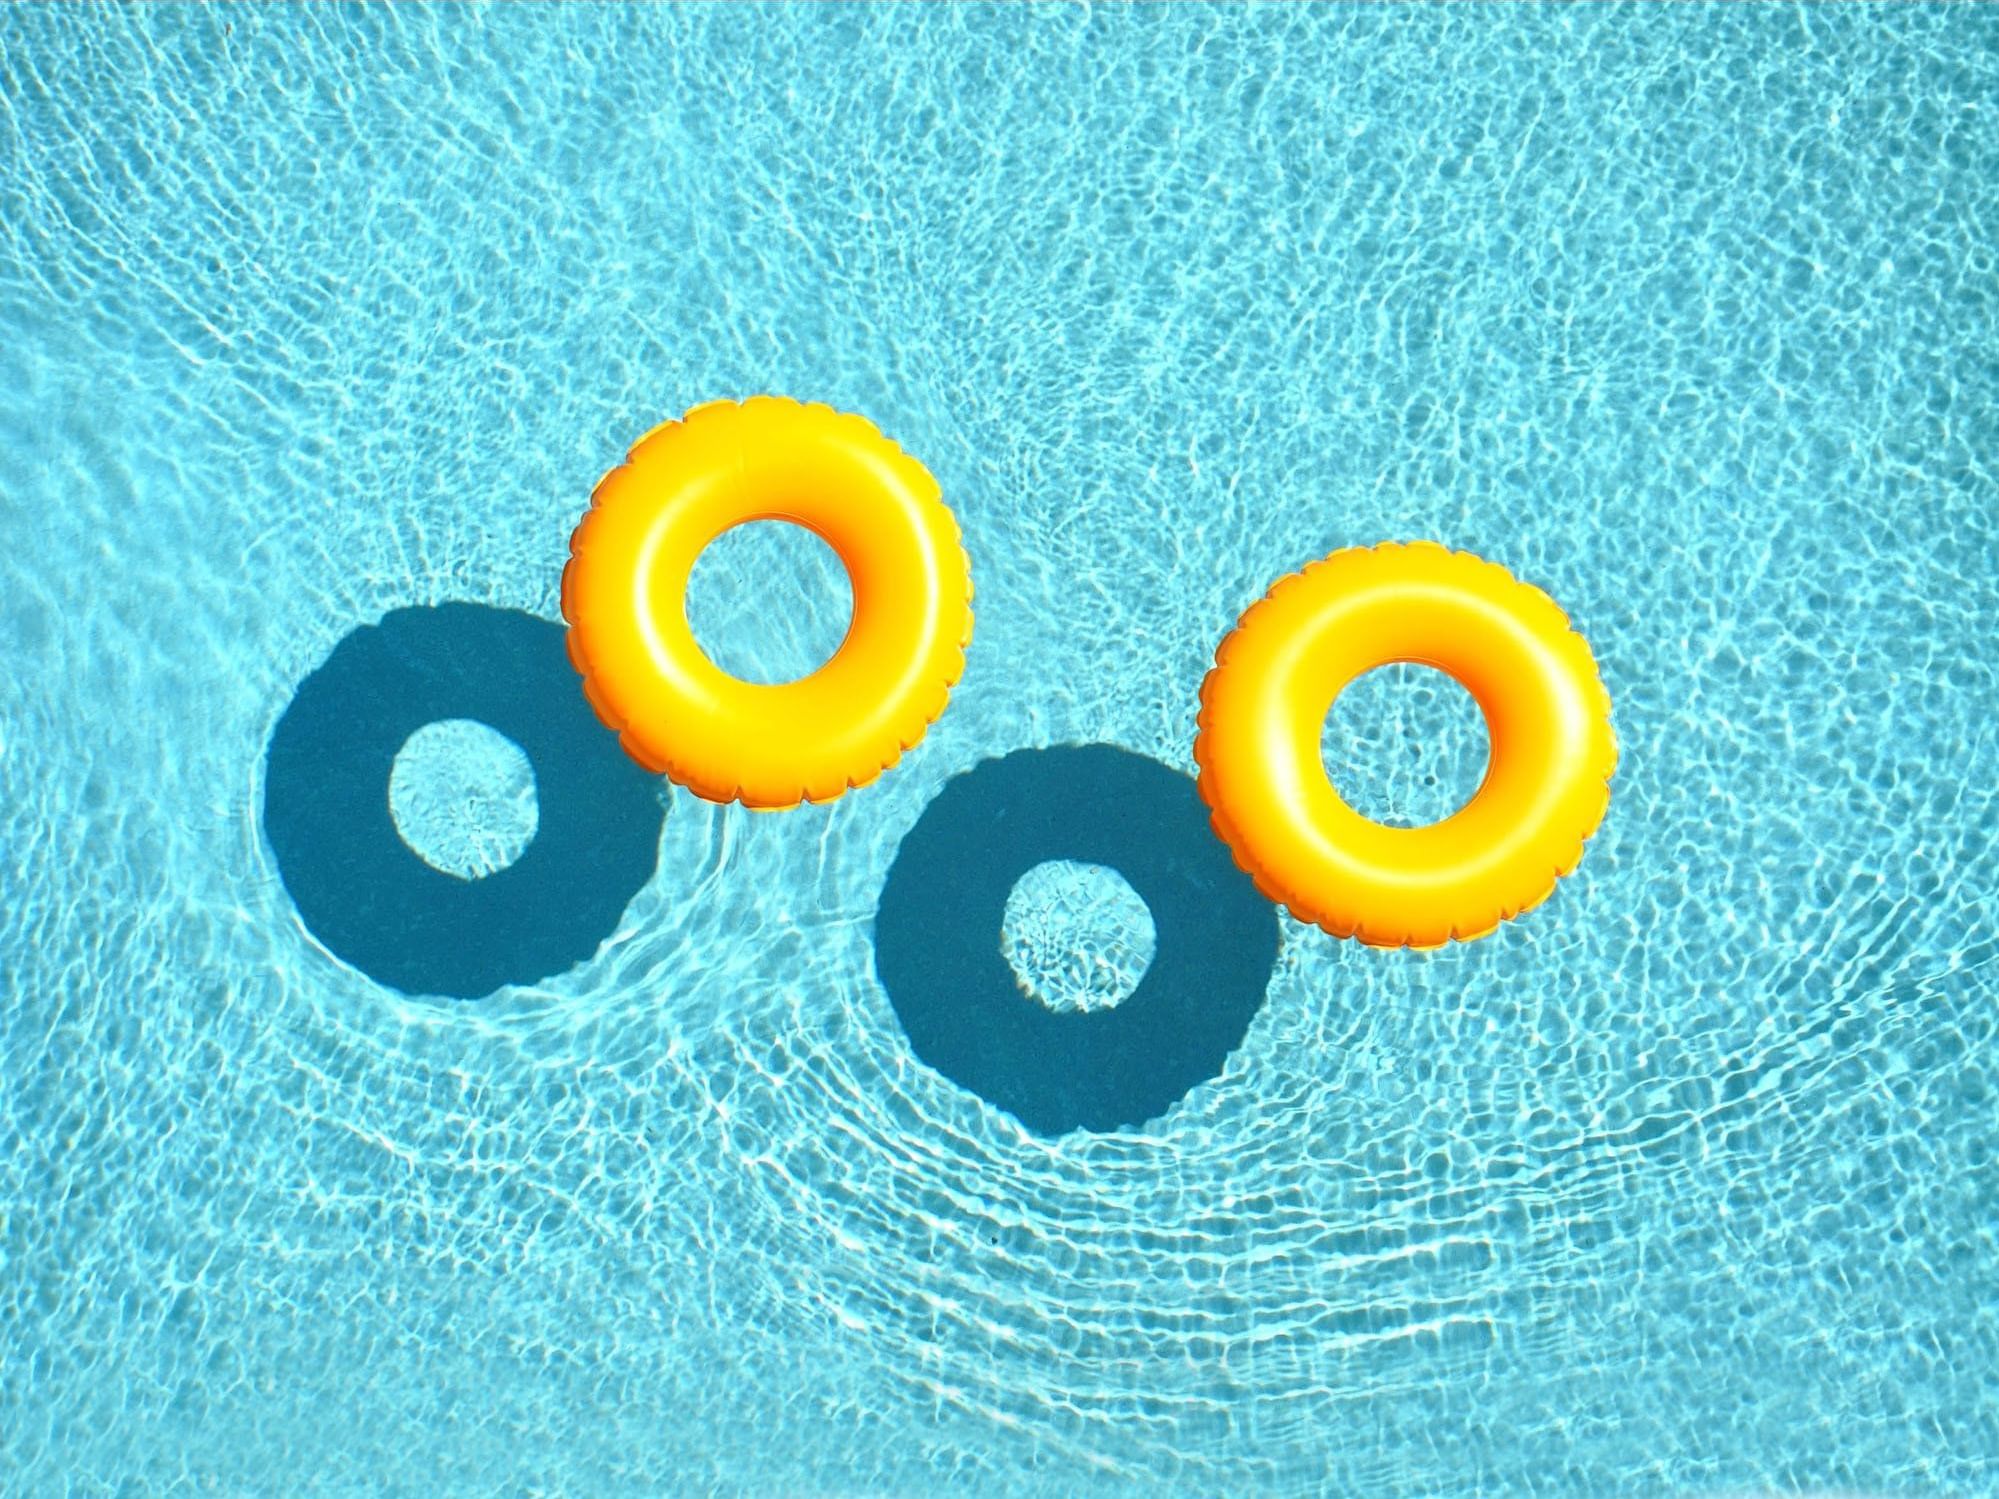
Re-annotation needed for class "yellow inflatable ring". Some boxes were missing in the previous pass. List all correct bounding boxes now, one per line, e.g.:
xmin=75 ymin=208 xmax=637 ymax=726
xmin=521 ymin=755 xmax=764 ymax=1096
xmin=561 ymin=396 xmax=973 ymax=809
xmin=1194 ymin=542 xmax=1615 ymax=948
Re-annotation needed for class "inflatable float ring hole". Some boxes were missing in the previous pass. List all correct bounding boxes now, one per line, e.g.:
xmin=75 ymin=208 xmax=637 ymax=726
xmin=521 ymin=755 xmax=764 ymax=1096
xmin=684 ymin=518 xmax=856 ymax=687
xmin=1320 ymin=662 xmax=1493 ymax=830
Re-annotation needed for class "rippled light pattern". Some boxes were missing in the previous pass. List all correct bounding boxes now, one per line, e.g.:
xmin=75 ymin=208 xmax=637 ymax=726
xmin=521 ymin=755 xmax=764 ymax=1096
xmin=390 ymin=719 xmax=540 ymax=880
xmin=2 ymin=4 xmax=1995 ymax=1494
xmin=1001 ymin=860 xmax=1157 ymax=1015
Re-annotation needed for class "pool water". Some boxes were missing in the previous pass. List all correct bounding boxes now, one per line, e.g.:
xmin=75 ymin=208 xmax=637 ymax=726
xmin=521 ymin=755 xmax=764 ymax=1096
xmin=3 ymin=5 xmax=1995 ymax=1495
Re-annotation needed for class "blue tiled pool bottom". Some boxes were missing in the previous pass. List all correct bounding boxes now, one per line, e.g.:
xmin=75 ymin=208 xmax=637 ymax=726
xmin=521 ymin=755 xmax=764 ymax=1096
xmin=3 ymin=4 xmax=1997 ymax=1495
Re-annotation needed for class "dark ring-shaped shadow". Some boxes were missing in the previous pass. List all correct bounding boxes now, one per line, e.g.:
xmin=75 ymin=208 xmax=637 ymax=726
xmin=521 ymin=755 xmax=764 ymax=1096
xmin=873 ymin=745 xmax=1281 ymax=1134
xmin=263 ymin=603 xmax=666 ymax=999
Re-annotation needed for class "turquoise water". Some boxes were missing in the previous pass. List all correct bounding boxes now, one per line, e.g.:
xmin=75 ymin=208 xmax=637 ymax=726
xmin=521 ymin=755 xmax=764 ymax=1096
xmin=3 ymin=3 xmax=1996 ymax=1493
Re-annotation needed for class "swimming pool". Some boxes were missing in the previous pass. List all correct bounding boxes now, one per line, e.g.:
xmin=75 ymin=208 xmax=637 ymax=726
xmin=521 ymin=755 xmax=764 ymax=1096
xmin=3 ymin=3 xmax=1994 ymax=1493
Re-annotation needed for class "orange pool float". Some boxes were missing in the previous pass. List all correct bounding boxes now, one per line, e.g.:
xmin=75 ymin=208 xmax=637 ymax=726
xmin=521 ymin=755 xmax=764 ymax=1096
xmin=562 ymin=397 xmax=973 ymax=808
xmin=1194 ymin=542 xmax=1615 ymax=947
